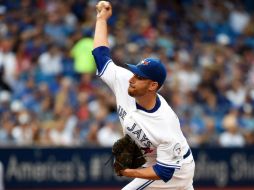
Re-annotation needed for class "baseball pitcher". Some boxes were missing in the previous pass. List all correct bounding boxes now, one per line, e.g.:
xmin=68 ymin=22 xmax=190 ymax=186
xmin=92 ymin=1 xmax=195 ymax=189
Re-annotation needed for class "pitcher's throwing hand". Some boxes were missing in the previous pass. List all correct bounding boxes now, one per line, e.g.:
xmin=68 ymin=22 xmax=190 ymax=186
xmin=96 ymin=1 xmax=112 ymax=20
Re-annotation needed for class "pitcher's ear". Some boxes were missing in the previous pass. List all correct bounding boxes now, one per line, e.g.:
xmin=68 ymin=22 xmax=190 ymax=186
xmin=149 ymin=81 xmax=159 ymax=91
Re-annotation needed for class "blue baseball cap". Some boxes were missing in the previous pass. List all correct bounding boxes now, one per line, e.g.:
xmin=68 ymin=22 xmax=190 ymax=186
xmin=127 ymin=58 xmax=167 ymax=87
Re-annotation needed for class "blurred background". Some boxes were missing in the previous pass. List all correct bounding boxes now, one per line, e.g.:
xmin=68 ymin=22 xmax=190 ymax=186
xmin=0 ymin=0 xmax=254 ymax=189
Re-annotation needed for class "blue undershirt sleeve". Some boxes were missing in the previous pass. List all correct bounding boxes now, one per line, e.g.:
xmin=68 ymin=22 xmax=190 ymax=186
xmin=153 ymin=164 xmax=175 ymax=182
xmin=92 ymin=46 xmax=111 ymax=75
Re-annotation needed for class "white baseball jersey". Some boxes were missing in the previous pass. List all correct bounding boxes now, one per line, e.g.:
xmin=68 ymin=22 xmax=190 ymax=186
xmin=92 ymin=46 xmax=195 ymax=190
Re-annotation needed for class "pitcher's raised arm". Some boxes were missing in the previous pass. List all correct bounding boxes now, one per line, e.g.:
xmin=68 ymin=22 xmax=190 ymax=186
xmin=93 ymin=1 xmax=112 ymax=48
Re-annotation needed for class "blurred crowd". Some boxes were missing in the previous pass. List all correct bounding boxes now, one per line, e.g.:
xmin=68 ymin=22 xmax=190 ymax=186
xmin=0 ymin=0 xmax=254 ymax=148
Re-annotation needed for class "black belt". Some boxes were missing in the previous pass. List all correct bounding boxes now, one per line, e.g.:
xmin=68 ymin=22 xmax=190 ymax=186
xmin=183 ymin=148 xmax=191 ymax=159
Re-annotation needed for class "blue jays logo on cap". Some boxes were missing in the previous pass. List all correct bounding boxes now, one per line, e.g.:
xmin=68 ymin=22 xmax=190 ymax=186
xmin=139 ymin=60 xmax=150 ymax=65
xmin=127 ymin=58 xmax=167 ymax=88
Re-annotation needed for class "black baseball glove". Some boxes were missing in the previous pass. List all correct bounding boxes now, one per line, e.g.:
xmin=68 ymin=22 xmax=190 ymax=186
xmin=112 ymin=134 xmax=146 ymax=176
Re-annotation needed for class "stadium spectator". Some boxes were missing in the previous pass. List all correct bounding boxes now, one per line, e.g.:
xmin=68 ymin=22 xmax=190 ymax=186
xmin=38 ymin=44 xmax=63 ymax=83
xmin=0 ymin=38 xmax=17 ymax=89
xmin=97 ymin=115 xmax=122 ymax=147
xmin=219 ymin=108 xmax=246 ymax=147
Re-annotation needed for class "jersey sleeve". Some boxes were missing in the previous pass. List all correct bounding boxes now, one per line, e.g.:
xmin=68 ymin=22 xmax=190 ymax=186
xmin=153 ymin=164 xmax=175 ymax=182
xmin=157 ymin=142 xmax=183 ymax=168
xmin=153 ymin=142 xmax=183 ymax=182
xmin=92 ymin=46 xmax=132 ymax=94
xmin=92 ymin=46 xmax=112 ymax=76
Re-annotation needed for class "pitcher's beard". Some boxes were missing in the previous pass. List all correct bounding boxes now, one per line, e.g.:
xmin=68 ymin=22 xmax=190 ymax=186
xmin=128 ymin=87 xmax=135 ymax=97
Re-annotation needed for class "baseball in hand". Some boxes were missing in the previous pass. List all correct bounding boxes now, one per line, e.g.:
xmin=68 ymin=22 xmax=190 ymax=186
xmin=96 ymin=1 xmax=111 ymax=13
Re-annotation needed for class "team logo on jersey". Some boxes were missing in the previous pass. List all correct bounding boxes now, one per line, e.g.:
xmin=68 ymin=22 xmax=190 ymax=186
xmin=118 ymin=105 xmax=127 ymax=120
xmin=126 ymin=123 xmax=153 ymax=148
xmin=173 ymin=143 xmax=182 ymax=158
